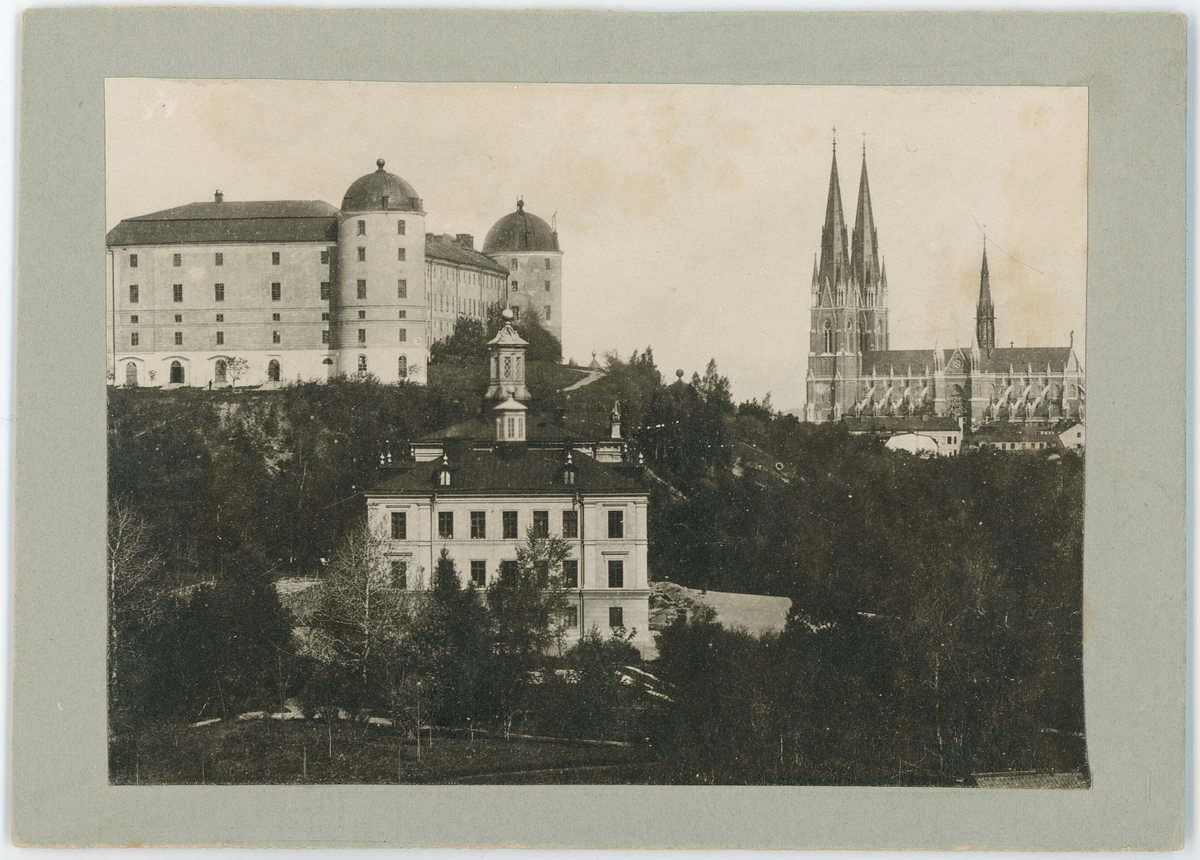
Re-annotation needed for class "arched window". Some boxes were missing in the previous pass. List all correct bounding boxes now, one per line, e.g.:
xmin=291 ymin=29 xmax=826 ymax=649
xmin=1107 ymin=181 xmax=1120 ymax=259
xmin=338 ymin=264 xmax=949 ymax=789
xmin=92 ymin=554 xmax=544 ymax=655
xmin=169 ymin=361 xmax=184 ymax=385
xmin=823 ymin=319 xmax=834 ymax=353
xmin=268 ymin=360 xmax=280 ymax=382
xmin=125 ymin=362 xmax=138 ymax=387
xmin=398 ymin=355 xmax=408 ymax=379
xmin=214 ymin=359 xmax=227 ymax=384
xmin=357 ymin=355 xmax=368 ymax=376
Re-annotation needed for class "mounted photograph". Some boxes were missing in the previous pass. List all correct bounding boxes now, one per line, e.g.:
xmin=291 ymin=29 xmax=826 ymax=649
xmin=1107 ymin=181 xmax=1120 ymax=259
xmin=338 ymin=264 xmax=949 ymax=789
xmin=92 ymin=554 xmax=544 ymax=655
xmin=105 ymin=80 xmax=1087 ymax=787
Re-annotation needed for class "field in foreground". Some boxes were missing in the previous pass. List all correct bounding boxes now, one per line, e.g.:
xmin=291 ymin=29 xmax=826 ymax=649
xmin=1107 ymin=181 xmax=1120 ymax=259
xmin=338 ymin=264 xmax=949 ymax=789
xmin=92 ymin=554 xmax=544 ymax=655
xmin=109 ymin=719 xmax=659 ymax=785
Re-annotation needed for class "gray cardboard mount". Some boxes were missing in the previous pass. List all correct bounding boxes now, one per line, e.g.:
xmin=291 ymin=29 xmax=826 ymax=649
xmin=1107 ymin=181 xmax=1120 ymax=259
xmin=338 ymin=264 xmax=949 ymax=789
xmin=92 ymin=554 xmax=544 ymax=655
xmin=12 ymin=10 xmax=1185 ymax=850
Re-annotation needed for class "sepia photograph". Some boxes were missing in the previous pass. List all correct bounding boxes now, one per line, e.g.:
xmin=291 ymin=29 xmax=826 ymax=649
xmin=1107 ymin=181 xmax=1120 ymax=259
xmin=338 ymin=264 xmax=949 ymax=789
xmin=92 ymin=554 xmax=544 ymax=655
xmin=105 ymin=80 xmax=1088 ymax=787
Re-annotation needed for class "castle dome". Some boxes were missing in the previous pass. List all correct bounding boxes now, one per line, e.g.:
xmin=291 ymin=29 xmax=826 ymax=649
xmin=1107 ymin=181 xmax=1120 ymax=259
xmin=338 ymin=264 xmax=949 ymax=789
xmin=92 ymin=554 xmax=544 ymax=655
xmin=341 ymin=159 xmax=423 ymax=212
xmin=482 ymin=199 xmax=560 ymax=254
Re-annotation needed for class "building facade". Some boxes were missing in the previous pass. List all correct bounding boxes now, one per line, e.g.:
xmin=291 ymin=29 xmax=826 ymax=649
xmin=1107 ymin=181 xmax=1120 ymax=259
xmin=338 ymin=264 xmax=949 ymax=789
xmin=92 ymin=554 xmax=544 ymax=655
xmin=364 ymin=312 xmax=654 ymax=657
xmin=804 ymin=141 xmax=1085 ymax=429
xmin=106 ymin=161 xmax=559 ymax=389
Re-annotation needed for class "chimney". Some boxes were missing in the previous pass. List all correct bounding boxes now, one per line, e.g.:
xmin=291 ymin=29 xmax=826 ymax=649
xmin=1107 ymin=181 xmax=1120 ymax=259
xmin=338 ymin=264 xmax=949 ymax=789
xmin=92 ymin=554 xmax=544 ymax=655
xmin=456 ymin=234 xmax=474 ymax=250
xmin=214 ymin=190 xmax=224 ymax=203
xmin=426 ymin=233 xmax=436 ymax=243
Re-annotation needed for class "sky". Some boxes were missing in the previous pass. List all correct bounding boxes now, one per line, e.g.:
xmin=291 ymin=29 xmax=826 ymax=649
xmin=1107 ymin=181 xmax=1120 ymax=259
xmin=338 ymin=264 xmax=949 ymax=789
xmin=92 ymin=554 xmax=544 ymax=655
xmin=106 ymin=80 xmax=1087 ymax=408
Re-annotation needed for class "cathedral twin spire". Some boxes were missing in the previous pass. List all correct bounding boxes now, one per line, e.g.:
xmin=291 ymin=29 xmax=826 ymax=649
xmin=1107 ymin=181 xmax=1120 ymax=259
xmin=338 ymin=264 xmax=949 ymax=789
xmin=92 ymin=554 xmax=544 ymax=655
xmin=815 ymin=135 xmax=884 ymax=304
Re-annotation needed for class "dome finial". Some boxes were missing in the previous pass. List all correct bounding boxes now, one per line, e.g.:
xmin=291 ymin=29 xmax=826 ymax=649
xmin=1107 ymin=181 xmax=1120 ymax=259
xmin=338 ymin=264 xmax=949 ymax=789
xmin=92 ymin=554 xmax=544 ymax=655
xmin=517 ymin=197 xmax=524 ymax=211
xmin=376 ymin=158 xmax=385 ymax=170
xmin=501 ymin=307 xmax=514 ymax=323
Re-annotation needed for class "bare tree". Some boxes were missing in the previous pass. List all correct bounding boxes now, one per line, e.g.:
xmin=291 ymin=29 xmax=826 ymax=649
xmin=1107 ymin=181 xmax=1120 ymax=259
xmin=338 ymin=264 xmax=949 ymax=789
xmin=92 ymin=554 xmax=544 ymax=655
xmin=226 ymin=357 xmax=249 ymax=389
xmin=107 ymin=497 xmax=167 ymax=716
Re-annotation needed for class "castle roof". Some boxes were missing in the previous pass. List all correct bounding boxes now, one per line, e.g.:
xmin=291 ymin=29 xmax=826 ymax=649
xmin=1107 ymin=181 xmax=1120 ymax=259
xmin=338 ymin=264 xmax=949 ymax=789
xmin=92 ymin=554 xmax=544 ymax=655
xmin=482 ymin=200 xmax=560 ymax=254
xmin=106 ymin=200 xmax=339 ymax=246
xmin=425 ymin=233 xmax=509 ymax=274
xmin=341 ymin=159 xmax=422 ymax=212
xmin=368 ymin=446 xmax=644 ymax=496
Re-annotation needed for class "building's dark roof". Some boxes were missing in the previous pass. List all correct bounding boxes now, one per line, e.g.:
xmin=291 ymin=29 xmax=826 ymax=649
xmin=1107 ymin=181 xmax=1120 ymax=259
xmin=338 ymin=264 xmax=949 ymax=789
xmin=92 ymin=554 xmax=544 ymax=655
xmin=843 ymin=416 xmax=960 ymax=433
xmin=367 ymin=447 xmax=646 ymax=496
xmin=968 ymin=422 xmax=1065 ymax=445
xmin=425 ymin=234 xmax=509 ymax=274
xmin=852 ymin=347 xmax=1079 ymax=378
xmin=341 ymin=160 xmax=422 ymax=212
xmin=106 ymin=200 xmax=339 ymax=246
xmin=482 ymin=201 xmax=560 ymax=254
xmin=976 ymin=347 xmax=1078 ymax=374
xmin=419 ymin=409 xmax=613 ymax=444
xmin=860 ymin=350 xmax=938 ymax=377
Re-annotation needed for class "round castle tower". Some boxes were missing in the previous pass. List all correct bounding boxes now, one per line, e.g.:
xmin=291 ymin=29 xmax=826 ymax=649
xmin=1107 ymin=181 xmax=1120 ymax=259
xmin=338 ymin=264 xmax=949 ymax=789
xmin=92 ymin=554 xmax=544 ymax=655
xmin=482 ymin=199 xmax=563 ymax=344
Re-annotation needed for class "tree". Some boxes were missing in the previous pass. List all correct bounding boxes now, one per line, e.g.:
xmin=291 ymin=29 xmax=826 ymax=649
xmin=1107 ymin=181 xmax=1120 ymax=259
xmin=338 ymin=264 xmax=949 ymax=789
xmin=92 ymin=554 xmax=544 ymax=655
xmin=309 ymin=517 xmax=417 ymax=711
xmin=226 ymin=357 xmax=249 ymax=388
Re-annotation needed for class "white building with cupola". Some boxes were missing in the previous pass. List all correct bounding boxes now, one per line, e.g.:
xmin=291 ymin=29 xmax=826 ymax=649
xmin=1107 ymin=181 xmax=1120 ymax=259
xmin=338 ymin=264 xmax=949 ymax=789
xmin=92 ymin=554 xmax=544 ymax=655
xmin=105 ymin=160 xmax=563 ymax=389
xmin=365 ymin=309 xmax=653 ymax=656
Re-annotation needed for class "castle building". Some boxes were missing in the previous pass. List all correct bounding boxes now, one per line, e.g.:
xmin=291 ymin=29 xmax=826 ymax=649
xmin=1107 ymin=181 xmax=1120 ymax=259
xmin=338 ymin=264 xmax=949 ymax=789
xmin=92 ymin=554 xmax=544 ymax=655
xmin=365 ymin=310 xmax=653 ymax=657
xmin=105 ymin=160 xmax=562 ymax=389
xmin=481 ymin=200 xmax=563 ymax=345
xmin=804 ymin=140 xmax=1084 ymax=428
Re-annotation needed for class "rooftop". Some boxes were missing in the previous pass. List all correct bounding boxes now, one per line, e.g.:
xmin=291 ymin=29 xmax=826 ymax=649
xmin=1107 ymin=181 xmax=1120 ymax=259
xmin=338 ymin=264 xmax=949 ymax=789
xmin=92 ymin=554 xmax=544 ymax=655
xmin=482 ymin=200 xmax=560 ymax=254
xmin=425 ymin=233 xmax=509 ymax=274
xmin=106 ymin=200 xmax=339 ymax=246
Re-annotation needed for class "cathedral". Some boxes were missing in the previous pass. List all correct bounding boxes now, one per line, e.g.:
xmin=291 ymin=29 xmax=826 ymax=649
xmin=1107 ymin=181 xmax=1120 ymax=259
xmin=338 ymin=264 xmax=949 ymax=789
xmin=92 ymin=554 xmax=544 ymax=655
xmin=804 ymin=140 xmax=1085 ymax=429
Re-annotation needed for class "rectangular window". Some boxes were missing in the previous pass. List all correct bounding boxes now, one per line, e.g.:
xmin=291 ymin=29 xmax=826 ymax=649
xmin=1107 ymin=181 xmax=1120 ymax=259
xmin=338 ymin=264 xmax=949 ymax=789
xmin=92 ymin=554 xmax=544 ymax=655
xmin=398 ymin=310 xmax=406 ymax=319
xmin=470 ymin=560 xmax=486 ymax=588
xmin=565 ymin=606 xmax=579 ymax=628
xmin=545 ymin=280 xmax=551 ymax=291
xmin=358 ymin=328 xmax=366 ymax=344
xmin=130 ymin=332 xmax=139 ymax=346
xmin=172 ymin=284 xmax=183 ymax=302
xmin=563 ymin=559 xmax=579 ymax=589
xmin=391 ymin=511 xmax=407 ymax=539
xmin=391 ymin=560 xmax=407 ymax=589
xmin=533 ymin=510 xmax=549 ymax=538
xmin=174 ymin=314 xmax=182 ymax=323
xmin=608 ymin=560 xmax=624 ymax=588
xmin=321 ymin=330 xmax=329 ymax=344
xmin=512 ymin=280 xmax=519 ymax=291
xmin=357 ymin=279 xmax=367 ymax=299
xmin=397 ymin=279 xmax=407 ymax=298
xmin=215 ymin=252 xmax=223 ymax=266
xmin=358 ymin=310 xmax=366 ymax=320
xmin=321 ymin=250 xmax=329 ymax=265
xmin=273 ymin=313 xmax=281 ymax=321
xmin=215 ymin=314 xmax=223 ymax=322
xmin=214 ymin=283 xmax=225 ymax=302
xmin=562 ymin=510 xmax=578 ymax=539
xmin=130 ymin=315 xmax=138 ymax=324
xmin=511 ymin=258 xmax=518 ymax=269
xmin=545 ymin=258 xmax=551 ymax=269
xmin=397 ymin=248 xmax=406 ymax=261
xmin=357 ymin=220 xmax=366 ymax=236
xmin=502 ymin=511 xmax=518 ymax=539
xmin=545 ymin=306 xmax=551 ymax=321
xmin=216 ymin=331 xmax=224 ymax=345
xmin=470 ymin=511 xmax=486 ymax=539
xmin=320 ymin=282 xmax=330 ymax=300
xmin=399 ymin=329 xmax=407 ymax=342
xmin=173 ymin=253 xmax=181 ymax=267
xmin=608 ymin=510 xmax=624 ymax=539
xmin=609 ymin=606 xmax=624 ymax=628
xmin=174 ymin=332 xmax=182 ymax=346
xmin=500 ymin=560 xmax=517 ymax=581
xmin=272 ymin=282 xmax=281 ymax=301
xmin=397 ymin=220 xmax=405 ymax=235
xmin=321 ymin=312 xmax=329 ymax=321
xmin=128 ymin=285 xmax=139 ymax=303
xmin=357 ymin=247 xmax=366 ymax=262
xmin=438 ymin=511 xmax=454 ymax=539
xmin=129 ymin=253 xmax=137 ymax=268
xmin=272 ymin=251 xmax=280 ymax=265
xmin=272 ymin=331 xmax=280 ymax=344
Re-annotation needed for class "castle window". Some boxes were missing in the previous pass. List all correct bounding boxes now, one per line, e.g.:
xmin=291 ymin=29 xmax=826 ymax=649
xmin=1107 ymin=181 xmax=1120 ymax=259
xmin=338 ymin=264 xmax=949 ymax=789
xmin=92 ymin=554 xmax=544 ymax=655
xmin=214 ymin=283 xmax=225 ymax=302
xmin=398 ymin=310 xmax=406 ymax=319
xmin=398 ymin=248 xmax=406 ymax=261
xmin=130 ymin=315 xmax=138 ymax=324
xmin=544 ymin=258 xmax=551 ymax=270
xmin=563 ymin=560 xmax=579 ymax=589
xmin=357 ymin=355 xmax=367 ymax=375
xmin=470 ymin=511 xmax=486 ymax=539
xmin=397 ymin=220 xmax=405 ymax=235
xmin=358 ymin=311 xmax=366 ymax=319
xmin=273 ymin=313 xmax=281 ymax=321
xmin=272 ymin=282 xmax=281 ymax=301
xmin=399 ymin=329 xmax=407 ymax=342
xmin=438 ymin=512 xmax=454 ymax=538
xmin=169 ymin=361 xmax=184 ymax=384
xmin=215 ymin=253 xmax=223 ymax=266
xmin=129 ymin=285 xmax=139 ymax=303
xmin=357 ymin=247 xmax=366 ymax=262
xmin=398 ymin=355 xmax=408 ymax=378
xmin=391 ymin=511 xmax=407 ymax=539
xmin=130 ymin=332 xmax=138 ymax=346
xmin=129 ymin=254 xmax=137 ymax=268
xmin=357 ymin=279 xmax=367 ymax=299
xmin=321 ymin=250 xmax=329 ymax=264
xmin=321 ymin=331 xmax=329 ymax=344
xmin=216 ymin=332 xmax=224 ymax=345
xmin=562 ymin=510 xmax=578 ymax=538
xmin=215 ymin=314 xmax=223 ymax=322
xmin=174 ymin=332 xmax=183 ymax=346
xmin=608 ymin=510 xmax=624 ymax=539
xmin=272 ymin=252 xmax=280 ymax=265
xmin=544 ymin=306 xmax=551 ymax=321
xmin=173 ymin=253 xmax=181 ymax=267
xmin=502 ymin=511 xmax=518 ymax=540
xmin=358 ymin=328 xmax=366 ymax=344
xmin=272 ymin=331 xmax=281 ymax=344
xmin=470 ymin=561 xmax=486 ymax=587
xmin=512 ymin=281 xmax=519 ymax=291
xmin=391 ymin=561 xmax=407 ymax=589
xmin=398 ymin=279 xmax=407 ymax=298
xmin=321 ymin=312 xmax=329 ymax=321
xmin=533 ymin=511 xmax=549 ymax=538
xmin=357 ymin=220 xmax=365 ymax=236
xmin=609 ymin=606 xmax=624 ymax=628
xmin=173 ymin=284 xmax=183 ymax=302
xmin=267 ymin=359 xmax=280 ymax=382
xmin=608 ymin=561 xmax=624 ymax=588
xmin=320 ymin=282 xmax=330 ymax=300
xmin=545 ymin=280 xmax=551 ymax=291
xmin=174 ymin=314 xmax=182 ymax=323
